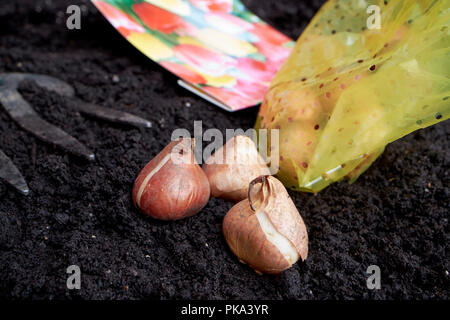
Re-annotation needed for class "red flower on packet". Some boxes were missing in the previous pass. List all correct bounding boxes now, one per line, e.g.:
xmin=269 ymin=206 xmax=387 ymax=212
xmin=189 ymin=0 xmax=233 ymax=13
xmin=160 ymin=61 xmax=207 ymax=84
xmin=203 ymin=78 xmax=269 ymax=110
xmin=236 ymin=58 xmax=278 ymax=83
xmin=93 ymin=0 xmax=144 ymax=37
xmin=173 ymin=44 xmax=236 ymax=76
xmin=92 ymin=0 xmax=294 ymax=111
xmin=133 ymin=3 xmax=197 ymax=35
xmin=252 ymin=23 xmax=291 ymax=46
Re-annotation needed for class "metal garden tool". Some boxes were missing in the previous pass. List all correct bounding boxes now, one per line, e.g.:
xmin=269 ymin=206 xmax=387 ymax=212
xmin=0 ymin=72 xmax=151 ymax=195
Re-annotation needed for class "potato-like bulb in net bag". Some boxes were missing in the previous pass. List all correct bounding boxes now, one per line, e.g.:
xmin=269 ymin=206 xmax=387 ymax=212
xmin=256 ymin=0 xmax=449 ymax=192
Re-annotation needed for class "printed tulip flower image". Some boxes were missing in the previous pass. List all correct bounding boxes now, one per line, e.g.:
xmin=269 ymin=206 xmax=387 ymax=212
xmin=92 ymin=0 xmax=294 ymax=110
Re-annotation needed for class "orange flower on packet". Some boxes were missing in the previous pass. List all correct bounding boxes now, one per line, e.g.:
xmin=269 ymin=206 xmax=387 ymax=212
xmin=92 ymin=0 xmax=294 ymax=111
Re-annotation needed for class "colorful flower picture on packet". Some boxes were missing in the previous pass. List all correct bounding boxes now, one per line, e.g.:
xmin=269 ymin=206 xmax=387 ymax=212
xmin=92 ymin=0 xmax=294 ymax=111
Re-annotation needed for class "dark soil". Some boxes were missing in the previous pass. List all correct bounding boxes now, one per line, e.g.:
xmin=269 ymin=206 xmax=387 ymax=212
xmin=0 ymin=0 xmax=448 ymax=300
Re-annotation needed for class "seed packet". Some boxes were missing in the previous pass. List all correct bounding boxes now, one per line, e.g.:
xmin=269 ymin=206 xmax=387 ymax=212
xmin=92 ymin=0 xmax=294 ymax=111
xmin=256 ymin=0 xmax=449 ymax=192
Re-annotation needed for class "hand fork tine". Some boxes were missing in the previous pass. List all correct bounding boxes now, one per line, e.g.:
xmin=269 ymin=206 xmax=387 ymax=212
xmin=0 ymin=72 xmax=152 ymax=195
xmin=74 ymin=101 xmax=152 ymax=128
xmin=0 ymin=149 xmax=29 ymax=195
xmin=0 ymin=85 xmax=96 ymax=161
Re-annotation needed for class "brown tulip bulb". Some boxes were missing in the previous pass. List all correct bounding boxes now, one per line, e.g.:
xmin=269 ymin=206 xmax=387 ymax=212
xmin=203 ymin=135 xmax=271 ymax=202
xmin=223 ymin=175 xmax=308 ymax=274
xmin=132 ymin=138 xmax=210 ymax=220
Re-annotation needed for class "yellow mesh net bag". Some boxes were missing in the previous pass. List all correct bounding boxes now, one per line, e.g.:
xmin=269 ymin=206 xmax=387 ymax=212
xmin=255 ymin=0 xmax=449 ymax=192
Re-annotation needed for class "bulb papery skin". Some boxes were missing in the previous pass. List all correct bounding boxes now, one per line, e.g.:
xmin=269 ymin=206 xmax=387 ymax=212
xmin=223 ymin=199 xmax=292 ymax=274
xmin=132 ymin=138 xmax=210 ymax=220
xmin=203 ymin=135 xmax=271 ymax=202
xmin=223 ymin=176 xmax=308 ymax=274
xmin=256 ymin=211 xmax=299 ymax=265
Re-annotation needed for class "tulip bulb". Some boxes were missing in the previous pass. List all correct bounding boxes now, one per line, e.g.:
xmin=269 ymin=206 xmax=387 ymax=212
xmin=132 ymin=138 xmax=210 ymax=220
xmin=203 ymin=135 xmax=271 ymax=202
xmin=223 ymin=175 xmax=308 ymax=274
